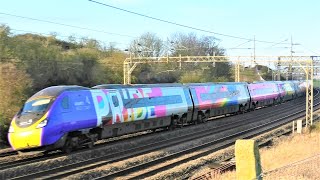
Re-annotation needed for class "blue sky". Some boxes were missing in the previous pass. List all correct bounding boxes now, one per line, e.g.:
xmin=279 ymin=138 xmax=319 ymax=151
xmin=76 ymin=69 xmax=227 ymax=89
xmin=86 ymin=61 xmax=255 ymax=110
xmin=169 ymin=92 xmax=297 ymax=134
xmin=1 ymin=0 xmax=319 ymax=57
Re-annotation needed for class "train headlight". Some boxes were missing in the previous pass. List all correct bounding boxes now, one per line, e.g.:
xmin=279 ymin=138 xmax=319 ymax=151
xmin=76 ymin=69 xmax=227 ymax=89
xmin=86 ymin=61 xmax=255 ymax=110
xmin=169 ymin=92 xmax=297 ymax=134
xmin=8 ymin=126 xmax=14 ymax=133
xmin=36 ymin=119 xmax=48 ymax=128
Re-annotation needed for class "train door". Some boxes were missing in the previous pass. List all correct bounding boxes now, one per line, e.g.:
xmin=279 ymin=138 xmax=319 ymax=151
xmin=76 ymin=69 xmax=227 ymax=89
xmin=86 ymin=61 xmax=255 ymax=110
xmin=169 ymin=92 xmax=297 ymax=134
xmin=108 ymin=91 xmax=123 ymax=124
xmin=59 ymin=94 xmax=72 ymax=133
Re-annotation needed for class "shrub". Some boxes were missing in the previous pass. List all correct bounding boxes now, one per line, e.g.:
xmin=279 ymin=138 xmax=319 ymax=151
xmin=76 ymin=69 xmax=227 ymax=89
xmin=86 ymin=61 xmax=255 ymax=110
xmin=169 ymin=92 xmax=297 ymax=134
xmin=0 ymin=63 xmax=32 ymax=145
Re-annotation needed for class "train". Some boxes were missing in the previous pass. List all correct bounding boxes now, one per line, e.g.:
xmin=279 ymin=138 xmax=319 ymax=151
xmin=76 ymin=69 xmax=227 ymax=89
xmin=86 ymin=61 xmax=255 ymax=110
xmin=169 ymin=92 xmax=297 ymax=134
xmin=7 ymin=80 xmax=308 ymax=153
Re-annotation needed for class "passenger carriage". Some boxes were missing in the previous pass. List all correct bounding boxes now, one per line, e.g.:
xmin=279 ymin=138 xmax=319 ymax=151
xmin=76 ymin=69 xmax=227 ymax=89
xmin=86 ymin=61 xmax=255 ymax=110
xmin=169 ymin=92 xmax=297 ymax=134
xmin=248 ymin=82 xmax=280 ymax=109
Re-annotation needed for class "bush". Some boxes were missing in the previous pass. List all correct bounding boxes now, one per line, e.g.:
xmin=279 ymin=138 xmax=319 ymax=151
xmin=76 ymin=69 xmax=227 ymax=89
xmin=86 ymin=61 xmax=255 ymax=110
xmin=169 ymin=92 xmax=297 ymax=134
xmin=0 ymin=63 xmax=32 ymax=145
xmin=0 ymin=114 xmax=9 ymax=146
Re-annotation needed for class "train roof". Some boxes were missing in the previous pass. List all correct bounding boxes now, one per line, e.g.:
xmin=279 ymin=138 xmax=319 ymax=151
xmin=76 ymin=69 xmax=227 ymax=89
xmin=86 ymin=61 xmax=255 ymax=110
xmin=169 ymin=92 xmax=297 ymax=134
xmin=93 ymin=82 xmax=252 ymax=89
xmin=92 ymin=84 xmax=134 ymax=89
xmin=185 ymin=82 xmax=248 ymax=86
xmin=251 ymin=81 xmax=276 ymax=84
xmin=30 ymin=85 xmax=90 ymax=99
xmin=92 ymin=83 xmax=184 ymax=89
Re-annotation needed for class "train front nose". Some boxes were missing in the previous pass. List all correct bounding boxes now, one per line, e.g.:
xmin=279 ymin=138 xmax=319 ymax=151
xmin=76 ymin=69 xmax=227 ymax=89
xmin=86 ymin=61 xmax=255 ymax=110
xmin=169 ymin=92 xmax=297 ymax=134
xmin=8 ymin=113 xmax=47 ymax=150
xmin=8 ymin=119 xmax=43 ymax=150
xmin=8 ymin=98 xmax=51 ymax=150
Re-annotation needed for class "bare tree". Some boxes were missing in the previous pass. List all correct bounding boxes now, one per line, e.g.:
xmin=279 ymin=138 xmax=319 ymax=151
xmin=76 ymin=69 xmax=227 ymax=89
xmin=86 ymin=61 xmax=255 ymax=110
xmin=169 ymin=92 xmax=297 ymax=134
xmin=170 ymin=32 xmax=223 ymax=56
xmin=129 ymin=32 xmax=164 ymax=57
xmin=169 ymin=32 xmax=230 ymax=82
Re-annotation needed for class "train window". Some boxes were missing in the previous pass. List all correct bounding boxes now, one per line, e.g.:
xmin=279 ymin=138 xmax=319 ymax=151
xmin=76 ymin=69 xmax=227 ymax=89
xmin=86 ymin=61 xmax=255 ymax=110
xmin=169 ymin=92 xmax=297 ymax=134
xmin=122 ymin=95 xmax=182 ymax=108
xmin=112 ymin=96 xmax=119 ymax=107
xmin=61 ymin=96 xmax=69 ymax=109
xmin=153 ymin=121 xmax=157 ymax=126
xmin=135 ymin=124 xmax=141 ymax=130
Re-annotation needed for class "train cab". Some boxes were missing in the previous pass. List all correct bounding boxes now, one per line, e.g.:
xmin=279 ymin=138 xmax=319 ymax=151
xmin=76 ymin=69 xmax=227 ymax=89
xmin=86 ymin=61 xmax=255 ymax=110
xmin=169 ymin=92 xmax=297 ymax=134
xmin=8 ymin=86 xmax=89 ymax=151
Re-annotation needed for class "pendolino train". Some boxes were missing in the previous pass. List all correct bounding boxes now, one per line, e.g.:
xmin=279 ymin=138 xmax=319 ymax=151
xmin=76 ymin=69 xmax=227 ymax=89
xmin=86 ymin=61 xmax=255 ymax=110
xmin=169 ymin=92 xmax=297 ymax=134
xmin=8 ymin=80 xmax=308 ymax=152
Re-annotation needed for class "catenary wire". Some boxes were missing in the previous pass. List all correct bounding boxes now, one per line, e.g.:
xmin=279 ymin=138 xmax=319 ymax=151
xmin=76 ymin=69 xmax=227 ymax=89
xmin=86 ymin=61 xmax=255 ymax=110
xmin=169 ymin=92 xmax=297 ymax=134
xmin=88 ymin=0 xmax=290 ymax=44
xmin=0 ymin=12 xmax=138 ymax=38
xmin=0 ymin=23 xmax=132 ymax=48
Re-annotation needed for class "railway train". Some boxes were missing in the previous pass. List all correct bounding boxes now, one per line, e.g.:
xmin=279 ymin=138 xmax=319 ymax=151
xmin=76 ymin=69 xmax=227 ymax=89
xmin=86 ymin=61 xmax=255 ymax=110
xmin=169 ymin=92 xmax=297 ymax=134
xmin=8 ymin=80 xmax=308 ymax=153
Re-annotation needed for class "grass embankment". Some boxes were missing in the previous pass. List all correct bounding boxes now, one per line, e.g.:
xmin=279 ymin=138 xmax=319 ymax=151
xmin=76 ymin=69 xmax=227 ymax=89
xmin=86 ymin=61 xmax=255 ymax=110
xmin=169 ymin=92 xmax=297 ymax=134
xmin=214 ymin=123 xmax=320 ymax=179
xmin=239 ymin=68 xmax=260 ymax=82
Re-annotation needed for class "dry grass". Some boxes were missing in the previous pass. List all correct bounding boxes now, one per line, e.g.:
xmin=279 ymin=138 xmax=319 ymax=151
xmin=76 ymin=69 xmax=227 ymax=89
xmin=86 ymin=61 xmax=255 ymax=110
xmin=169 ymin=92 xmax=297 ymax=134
xmin=261 ymin=133 xmax=320 ymax=171
xmin=217 ymin=123 xmax=320 ymax=180
xmin=263 ymin=155 xmax=320 ymax=180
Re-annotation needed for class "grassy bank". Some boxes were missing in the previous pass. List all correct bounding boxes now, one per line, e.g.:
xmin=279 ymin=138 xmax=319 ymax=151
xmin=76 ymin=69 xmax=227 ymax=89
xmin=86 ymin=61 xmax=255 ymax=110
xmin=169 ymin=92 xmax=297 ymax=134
xmin=213 ymin=122 xmax=320 ymax=179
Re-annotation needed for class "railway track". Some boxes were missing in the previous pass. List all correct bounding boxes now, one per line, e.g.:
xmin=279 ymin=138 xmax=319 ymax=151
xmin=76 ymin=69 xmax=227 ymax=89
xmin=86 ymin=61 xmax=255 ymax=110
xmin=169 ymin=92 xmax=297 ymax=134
xmin=7 ymin=91 xmax=318 ymax=180
xmin=108 ymin=105 xmax=315 ymax=180
xmin=0 ymin=150 xmax=17 ymax=158
xmin=0 ymin=128 xmax=157 ymax=171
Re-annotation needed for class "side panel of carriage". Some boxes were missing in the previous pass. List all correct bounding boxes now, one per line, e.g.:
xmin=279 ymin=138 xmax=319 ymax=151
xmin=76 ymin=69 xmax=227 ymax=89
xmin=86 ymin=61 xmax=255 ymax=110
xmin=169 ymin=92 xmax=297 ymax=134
xmin=189 ymin=83 xmax=251 ymax=120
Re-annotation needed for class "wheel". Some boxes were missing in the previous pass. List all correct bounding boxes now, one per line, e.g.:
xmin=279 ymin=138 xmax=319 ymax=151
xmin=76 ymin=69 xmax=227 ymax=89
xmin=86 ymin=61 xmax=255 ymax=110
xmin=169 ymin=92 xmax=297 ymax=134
xmin=169 ymin=119 xmax=177 ymax=130
xmin=62 ymin=139 xmax=73 ymax=153
xmin=197 ymin=114 xmax=203 ymax=123
xmin=239 ymin=106 xmax=244 ymax=114
xmin=202 ymin=118 xmax=208 ymax=123
xmin=203 ymin=113 xmax=209 ymax=123
xmin=252 ymin=104 xmax=256 ymax=111
xmin=169 ymin=125 xmax=175 ymax=131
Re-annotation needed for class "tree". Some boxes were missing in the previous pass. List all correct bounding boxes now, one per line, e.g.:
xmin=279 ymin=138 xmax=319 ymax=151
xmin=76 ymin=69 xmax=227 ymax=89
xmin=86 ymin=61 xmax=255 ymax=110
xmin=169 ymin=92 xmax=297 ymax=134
xmin=169 ymin=32 xmax=231 ymax=82
xmin=179 ymin=70 xmax=205 ymax=83
xmin=97 ymin=51 xmax=127 ymax=84
xmin=11 ymin=34 xmax=63 ymax=90
xmin=127 ymin=32 xmax=165 ymax=83
xmin=0 ymin=25 xmax=13 ymax=61
xmin=80 ymin=37 xmax=102 ymax=50
xmin=0 ymin=63 xmax=32 ymax=143
xmin=129 ymin=32 xmax=164 ymax=57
